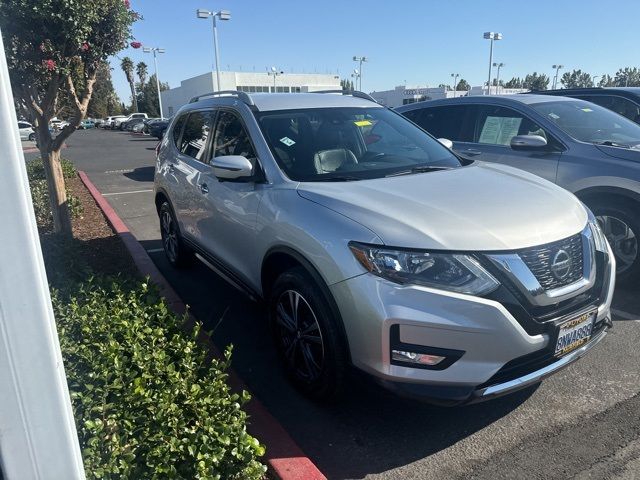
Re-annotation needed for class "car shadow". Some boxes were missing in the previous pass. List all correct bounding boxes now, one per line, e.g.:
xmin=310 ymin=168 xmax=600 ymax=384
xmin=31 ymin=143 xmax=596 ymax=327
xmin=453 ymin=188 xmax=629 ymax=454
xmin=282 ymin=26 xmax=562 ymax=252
xmin=140 ymin=240 xmax=535 ymax=479
xmin=123 ymin=166 xmax=155 ymax=183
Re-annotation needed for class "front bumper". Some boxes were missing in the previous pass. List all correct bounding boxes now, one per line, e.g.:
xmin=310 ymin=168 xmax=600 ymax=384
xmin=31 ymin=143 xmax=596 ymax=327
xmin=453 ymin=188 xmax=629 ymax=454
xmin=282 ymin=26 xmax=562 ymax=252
xmin=330 ymin=243 xmax=615 ymax=404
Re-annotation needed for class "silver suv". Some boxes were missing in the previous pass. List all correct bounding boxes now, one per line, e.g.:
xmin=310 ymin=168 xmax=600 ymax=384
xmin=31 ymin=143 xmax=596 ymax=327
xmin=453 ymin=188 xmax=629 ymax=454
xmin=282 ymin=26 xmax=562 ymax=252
xmin=154 ymin=91 xmax=615 ymax=404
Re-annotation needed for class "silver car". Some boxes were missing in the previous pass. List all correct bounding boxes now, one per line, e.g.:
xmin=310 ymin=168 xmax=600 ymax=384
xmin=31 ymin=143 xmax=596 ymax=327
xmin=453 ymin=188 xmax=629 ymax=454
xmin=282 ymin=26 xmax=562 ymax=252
xmin=154 ymin=91 xmax=615 ymax=404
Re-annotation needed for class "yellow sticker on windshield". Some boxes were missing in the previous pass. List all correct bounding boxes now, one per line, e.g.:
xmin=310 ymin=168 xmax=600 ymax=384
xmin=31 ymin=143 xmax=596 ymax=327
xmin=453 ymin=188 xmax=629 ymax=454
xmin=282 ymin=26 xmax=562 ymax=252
xmin=354 ymin=120 xmax=372 ymax=127
xmin=581 ymin=108 xmax=593 ymax=112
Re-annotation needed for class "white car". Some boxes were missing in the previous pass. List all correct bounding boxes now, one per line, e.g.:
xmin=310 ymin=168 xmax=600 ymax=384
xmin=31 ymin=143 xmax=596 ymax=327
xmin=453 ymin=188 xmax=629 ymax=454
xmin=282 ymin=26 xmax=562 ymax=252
xmin=50 ymin=119 xmax=69 ymax=131
xmin=18 ymin=121 xmax=35 ymax=141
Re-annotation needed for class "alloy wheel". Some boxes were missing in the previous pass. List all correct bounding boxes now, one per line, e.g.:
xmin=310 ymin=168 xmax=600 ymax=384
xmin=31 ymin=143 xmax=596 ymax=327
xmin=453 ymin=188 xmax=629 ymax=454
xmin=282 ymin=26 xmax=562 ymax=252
xmin=161 ymin=210 xmax=178 ymax=263
xmin=275 ymin=289 xmax=325 ymax=383
xmin=597 ymin=214 xmax=638 ymax=274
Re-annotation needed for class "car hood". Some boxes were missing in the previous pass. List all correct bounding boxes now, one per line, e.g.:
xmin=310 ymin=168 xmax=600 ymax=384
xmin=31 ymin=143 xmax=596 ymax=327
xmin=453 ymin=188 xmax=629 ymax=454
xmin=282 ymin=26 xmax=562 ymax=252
xmin=594 ymin=144 xmax=640 ymax=163
xmin=297 ymin=162 xmax=587 ymax=251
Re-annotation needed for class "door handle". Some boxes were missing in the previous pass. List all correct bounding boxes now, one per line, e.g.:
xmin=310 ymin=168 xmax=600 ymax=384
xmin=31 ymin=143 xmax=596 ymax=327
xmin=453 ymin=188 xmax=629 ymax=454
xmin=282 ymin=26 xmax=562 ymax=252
xmin=462 ymin=149 xmax=483 ymax=156
xmin=199 ymin=183 xmax=209 ymax=194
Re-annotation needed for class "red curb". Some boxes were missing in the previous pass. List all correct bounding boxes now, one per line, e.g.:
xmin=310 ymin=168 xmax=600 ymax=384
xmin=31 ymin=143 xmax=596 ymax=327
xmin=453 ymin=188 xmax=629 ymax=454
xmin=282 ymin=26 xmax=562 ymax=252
xmin=78 ymin=170 xmax=327 ymax=480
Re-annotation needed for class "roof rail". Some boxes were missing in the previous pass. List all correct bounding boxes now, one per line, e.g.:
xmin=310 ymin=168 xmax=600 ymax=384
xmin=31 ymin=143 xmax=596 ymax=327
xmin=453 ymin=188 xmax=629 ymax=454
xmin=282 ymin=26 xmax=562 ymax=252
xmin=189 ymin=90 xmax=254 ymax=106
xmin=313 ymin=90 xmax=378 ymax=103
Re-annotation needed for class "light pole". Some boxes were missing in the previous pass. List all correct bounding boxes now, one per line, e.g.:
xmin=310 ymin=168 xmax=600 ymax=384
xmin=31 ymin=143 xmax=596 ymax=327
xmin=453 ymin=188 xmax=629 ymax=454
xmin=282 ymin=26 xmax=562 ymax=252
xmin=483 ymin=32 xmax=502 ymax=95
xmin=197 ymin=8 xmax=231 ymax=91
xmin=493 ymin=62 xmax=504 ymax=93
xmin=450 ymin=73 xmax=459 ymax=97
xmin=552 ymin=64 xmax=564 ymax=89
xmin=351 ymin=69 xmax=360 ymax=90
xmin=592 ymin=75 xmax=601 ymax=87
xmin=352 ymin=56 xmax=368 ymax=90
xmin=267 ymin=67 xmax=282 ymax=92
xmin=143 ymin=47 xmax=165 ymax=118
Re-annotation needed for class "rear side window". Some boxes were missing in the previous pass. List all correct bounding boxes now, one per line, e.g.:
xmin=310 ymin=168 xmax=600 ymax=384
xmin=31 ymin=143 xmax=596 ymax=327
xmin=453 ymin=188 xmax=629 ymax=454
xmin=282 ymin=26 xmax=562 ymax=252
xmin=171 ymin=115 xmax=187 ymax=146
xmin=407 ymin=105 xmax=472 ymax=142
xmin=179 ymin=111 xmax=216 ymax=162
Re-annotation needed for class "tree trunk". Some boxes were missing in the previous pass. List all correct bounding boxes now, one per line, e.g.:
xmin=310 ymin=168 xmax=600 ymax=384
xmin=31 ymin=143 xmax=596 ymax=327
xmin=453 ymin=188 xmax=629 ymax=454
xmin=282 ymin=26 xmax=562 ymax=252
xmin=130 ymin=81 xmax=138 ymax=112
xmin=37 ymin=122 xmax=72 ymax=236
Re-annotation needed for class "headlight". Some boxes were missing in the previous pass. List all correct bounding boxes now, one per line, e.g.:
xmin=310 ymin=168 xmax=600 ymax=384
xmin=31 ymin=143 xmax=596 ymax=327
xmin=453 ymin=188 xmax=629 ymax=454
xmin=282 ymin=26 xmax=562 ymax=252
xmin=586 ymin=208 xmax=609 ymax=253
xmin=349 ymin=242 xmax=499 ymax=295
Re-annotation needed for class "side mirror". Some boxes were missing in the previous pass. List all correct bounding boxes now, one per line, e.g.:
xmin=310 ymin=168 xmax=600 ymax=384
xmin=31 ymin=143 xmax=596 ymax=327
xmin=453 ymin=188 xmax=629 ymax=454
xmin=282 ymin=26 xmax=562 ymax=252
xmin=510 ymin=135 xmax=547 ymax=151
xmin=437 ymin=138 xmax=453 ymax=149
xmin=211 ymin=155 xmax=253 ymax=181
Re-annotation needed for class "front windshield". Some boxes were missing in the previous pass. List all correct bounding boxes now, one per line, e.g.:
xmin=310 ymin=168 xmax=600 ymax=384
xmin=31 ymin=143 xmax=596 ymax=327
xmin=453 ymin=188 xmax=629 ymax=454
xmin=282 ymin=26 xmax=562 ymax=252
xmin=255 ymin=107 xmax=461 ymax=181
xmin=531 ymin=99 xmax=640 ymax=146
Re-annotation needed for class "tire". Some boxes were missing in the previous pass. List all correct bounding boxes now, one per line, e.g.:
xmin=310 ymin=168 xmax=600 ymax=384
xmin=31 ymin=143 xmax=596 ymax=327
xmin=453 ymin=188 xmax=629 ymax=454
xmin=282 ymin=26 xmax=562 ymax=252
xmin=268 ymin=266 xmax=348 ymax=401
xmin=589 ymin=199 xmax=640 ymax=285
xmin=28 ymin=133 xmax=35 ymax=141
xmin=159 ymin=202 xmax=194 ymax=268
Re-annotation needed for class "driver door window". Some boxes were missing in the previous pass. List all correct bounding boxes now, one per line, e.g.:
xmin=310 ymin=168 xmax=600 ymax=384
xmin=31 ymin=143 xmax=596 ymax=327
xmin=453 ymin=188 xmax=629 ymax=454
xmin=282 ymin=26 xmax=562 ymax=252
xmin=474 ymin=106 xmax=547 ymax=146
xmin=211 ymin=111 xmax=256 ymax=160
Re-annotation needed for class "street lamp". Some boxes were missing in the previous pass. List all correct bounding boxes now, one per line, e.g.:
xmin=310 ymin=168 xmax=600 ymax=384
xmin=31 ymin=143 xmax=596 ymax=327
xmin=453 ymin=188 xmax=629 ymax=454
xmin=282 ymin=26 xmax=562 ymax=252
xmin=351 ymin=68 xmax=360 ymax=89
xmin=483 ymin=32 xmax=502 ymax=95
xmin=197 ymin=8 xmax=231 ymax=91
xmin=450 ymin=73 xmax=459 ymax=97
xmin=142 ymin=47 xmax=165 ymax=118
xmin=493 ymin=62 xmax=505 ymax=93
xmin=552 ymin=64 xmax=564 ymax=89
xmin=267 ymin=67 xmax=282 ymax=92
xmin=592 ymin=74 xmax=601 ymax=87
xmin=352 ymin=56 xmax=368 ymax=91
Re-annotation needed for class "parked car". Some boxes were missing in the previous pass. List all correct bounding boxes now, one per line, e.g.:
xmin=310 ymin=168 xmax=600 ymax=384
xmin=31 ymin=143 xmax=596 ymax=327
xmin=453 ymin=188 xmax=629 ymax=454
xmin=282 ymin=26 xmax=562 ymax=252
xmin=154 ymin=91 xmax=614 ymax=404
xmin=397 ymin=95 xmax=640 ymax=283
xmin=147 ymin=118 xmax=170 ymax=139
xmin=106 ymin=115 xmax=126 ymax=129
xmin=50 ymin=119 xmax=69 ymax=131
xmin=132 ymin=122 xmax=146 ymax=133
xmin=123 ymin=117 xmax=145 ymax=131
xmin=18 ymin=121 xmax=35 ymax=141
xmin=117 ymin=112 xmax=148 ymax=130
xmin=532 ymin=87 xmax=640 ymax=125
xmin=78 ymin=119 xmax=95 ymax=129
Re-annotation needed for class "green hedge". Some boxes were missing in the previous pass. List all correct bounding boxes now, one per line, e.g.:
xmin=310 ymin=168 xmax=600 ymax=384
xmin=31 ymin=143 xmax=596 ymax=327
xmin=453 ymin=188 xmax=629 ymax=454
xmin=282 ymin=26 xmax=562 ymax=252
xmin=26 ymin=157 xmax=82 ymax=230
xmin=54 ymin=279 xmax=266 ymax=479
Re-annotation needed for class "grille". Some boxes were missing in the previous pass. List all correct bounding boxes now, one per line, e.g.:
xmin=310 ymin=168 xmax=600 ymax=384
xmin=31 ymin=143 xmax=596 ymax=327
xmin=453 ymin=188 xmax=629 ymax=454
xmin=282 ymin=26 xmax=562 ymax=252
xmin=519 ymin=233 xmax=584 ymax=290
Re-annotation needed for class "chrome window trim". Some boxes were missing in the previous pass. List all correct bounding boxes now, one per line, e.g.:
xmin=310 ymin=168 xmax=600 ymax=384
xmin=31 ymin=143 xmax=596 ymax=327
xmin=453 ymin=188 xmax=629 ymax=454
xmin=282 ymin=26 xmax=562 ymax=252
xmin=486 ymin=224 xmax=595 ymax=307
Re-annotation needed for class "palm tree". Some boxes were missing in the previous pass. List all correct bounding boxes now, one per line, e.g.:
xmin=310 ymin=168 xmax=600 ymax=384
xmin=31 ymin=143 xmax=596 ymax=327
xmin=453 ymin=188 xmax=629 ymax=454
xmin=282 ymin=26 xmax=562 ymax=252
xmin=120 ymin=56 xmax=137 ymax=112
xmin=136 ymin=61 xmax=148 ymax=86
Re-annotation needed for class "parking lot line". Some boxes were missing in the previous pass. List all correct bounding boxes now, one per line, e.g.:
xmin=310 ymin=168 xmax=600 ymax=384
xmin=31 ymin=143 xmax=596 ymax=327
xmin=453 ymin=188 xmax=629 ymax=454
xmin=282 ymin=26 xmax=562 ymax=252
xmin=102 ymin=189 xmax=153 ymax=196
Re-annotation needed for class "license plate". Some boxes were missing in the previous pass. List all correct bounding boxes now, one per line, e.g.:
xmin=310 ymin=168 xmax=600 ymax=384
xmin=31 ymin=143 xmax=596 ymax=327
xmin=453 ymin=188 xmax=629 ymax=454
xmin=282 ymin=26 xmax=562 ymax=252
xmin=555 ymin=310 xmax=596 ymax=357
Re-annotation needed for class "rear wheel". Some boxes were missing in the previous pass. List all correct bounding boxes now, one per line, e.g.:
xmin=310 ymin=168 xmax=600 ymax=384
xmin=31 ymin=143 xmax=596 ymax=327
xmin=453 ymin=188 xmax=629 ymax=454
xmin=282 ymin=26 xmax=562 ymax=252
xmin=28 ymin=133 xmax=35 ymax=141
xmin=159 ymin=202 xmax=194 ymax=268
xmin=269 ymin=267 xmax=347 ymax=401
xmin=589 ymin=199 xmax=640 ymax=285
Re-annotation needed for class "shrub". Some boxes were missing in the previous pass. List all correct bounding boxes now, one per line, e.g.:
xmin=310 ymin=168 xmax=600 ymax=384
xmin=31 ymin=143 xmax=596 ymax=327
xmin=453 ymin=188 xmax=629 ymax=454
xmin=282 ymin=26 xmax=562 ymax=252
xmin=26 ymin=158 xmax=82 ymax=230
xmin=53 ymin=279 xmax=266 ymax=479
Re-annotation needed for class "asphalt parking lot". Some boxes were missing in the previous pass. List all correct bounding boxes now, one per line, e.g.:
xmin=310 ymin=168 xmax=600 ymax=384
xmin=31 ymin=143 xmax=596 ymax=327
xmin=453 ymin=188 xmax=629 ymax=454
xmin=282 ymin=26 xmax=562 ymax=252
xmin=37 ymin=129 xmax=640 ymax=479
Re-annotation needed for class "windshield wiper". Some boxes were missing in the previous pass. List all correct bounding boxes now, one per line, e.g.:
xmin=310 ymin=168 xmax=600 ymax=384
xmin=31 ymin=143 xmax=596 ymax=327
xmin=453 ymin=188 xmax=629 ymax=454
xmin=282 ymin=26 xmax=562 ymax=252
xmin=386 ymin=165 xmax=452 ymax=177
xmin=593 ymin=140 xmax=631 ymax=148
xmin=313 ymin=175 xmax=362 ymax=182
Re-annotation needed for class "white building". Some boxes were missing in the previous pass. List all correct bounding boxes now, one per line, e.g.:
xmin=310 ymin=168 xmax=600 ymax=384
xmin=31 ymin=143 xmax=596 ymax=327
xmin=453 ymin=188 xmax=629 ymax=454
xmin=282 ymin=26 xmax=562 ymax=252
xmin=370 ymin=85 xmax=529 ymax=108
xmin=161 ymin=71 xmax=341 ymax=117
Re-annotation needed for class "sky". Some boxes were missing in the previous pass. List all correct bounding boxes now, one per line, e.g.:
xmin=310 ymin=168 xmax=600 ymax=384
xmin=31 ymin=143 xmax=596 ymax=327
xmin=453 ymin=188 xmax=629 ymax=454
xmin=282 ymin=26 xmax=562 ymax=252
xmin=110 ymin=0 xmax=640 ymax=102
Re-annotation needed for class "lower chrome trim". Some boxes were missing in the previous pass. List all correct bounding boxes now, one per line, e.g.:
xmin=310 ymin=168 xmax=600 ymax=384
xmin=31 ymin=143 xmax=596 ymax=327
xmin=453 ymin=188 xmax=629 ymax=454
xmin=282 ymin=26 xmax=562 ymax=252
xmin=473 ymin=327 xmax=608 ymax=401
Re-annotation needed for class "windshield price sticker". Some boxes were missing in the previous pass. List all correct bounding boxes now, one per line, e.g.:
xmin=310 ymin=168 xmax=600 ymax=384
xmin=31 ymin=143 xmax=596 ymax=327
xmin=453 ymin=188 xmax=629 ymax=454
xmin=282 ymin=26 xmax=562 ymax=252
xmin=279 ymin=136 xmax=296 ymax=147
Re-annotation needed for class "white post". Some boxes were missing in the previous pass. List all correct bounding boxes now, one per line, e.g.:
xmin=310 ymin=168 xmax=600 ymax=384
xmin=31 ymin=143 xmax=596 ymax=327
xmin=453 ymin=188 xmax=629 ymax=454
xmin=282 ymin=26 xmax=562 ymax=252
xmin=213 ymin=14 xmax=221 ymax=91
xmin=487 ymin=38 xmax=494 ymax=95
xmin=0 ymin=30 xmax=85 ymax=480
xmin=153 ymin=50 xmax=163 ymax=118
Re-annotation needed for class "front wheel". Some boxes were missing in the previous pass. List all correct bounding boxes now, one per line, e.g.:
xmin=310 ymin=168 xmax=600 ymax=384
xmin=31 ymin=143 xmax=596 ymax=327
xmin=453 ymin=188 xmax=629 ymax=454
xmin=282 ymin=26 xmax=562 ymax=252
xmin=269 ymin=267 xmax=348 ymax=401
xmin=28 ymin=133 xmax=35 ymax=141
xmin=159 ymin=202 xmax=194 ymax=268
xmin=590 ymin=200 xmax=640 ymax=285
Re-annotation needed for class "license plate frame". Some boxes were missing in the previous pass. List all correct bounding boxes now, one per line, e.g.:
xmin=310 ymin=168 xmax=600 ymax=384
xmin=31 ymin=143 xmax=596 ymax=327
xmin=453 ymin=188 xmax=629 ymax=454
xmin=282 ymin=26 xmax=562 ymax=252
xmin=554 ymin=309 xmax=597 ymax=358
